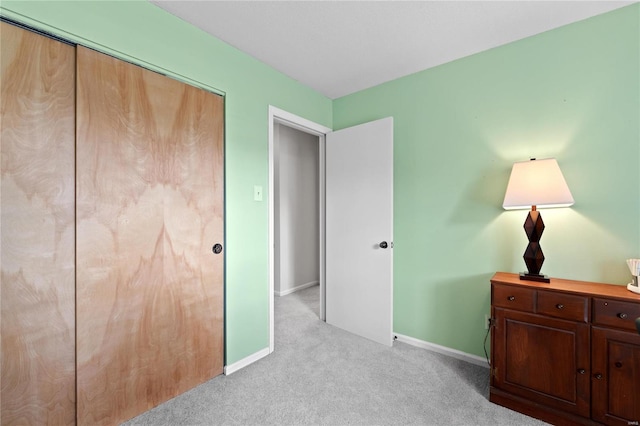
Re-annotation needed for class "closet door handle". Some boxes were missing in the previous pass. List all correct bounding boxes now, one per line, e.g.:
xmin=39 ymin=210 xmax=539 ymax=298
xmin=212 ymin=243 xmax=223 ymax=254
xmin=379 ymin=241 xmax=388 ymax=249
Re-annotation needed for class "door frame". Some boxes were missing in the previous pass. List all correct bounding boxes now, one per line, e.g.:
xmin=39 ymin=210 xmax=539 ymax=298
xmin=268 ymin=106 xmax=331 ymax=353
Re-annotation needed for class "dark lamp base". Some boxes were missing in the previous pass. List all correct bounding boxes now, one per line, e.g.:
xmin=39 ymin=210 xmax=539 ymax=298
xmin=519 ymin=272 xmax=551 ymax=283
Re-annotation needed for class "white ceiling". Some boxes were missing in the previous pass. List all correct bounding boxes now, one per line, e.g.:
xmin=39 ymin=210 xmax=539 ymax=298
xmin=150 ymin=1 xmax=635 ymax=99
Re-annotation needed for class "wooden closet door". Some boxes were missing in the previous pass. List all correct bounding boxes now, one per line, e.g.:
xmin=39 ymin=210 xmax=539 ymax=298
xmin=0 ymin=22 xmax=76 ymax=425
xmin=75 ymin=46 xmax=224 ymax=425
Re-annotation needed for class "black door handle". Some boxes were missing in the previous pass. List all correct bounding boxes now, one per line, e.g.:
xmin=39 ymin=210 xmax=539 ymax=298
xmin=379 ymin=241 xmax=388 ymax=249
xmin=212 ymin=243 xmax=223 ymax=254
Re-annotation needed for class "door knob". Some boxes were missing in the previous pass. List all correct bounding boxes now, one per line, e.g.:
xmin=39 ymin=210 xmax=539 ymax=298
xmin=212 ymin=243 xmax=223 ymax=254
xmin=379 ymin=241 xmax=388 ymax=249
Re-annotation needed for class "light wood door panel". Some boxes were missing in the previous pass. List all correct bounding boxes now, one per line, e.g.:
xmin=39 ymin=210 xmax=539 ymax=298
xmin=75 ymin=46 xmax=224 ymax=425
xmin=0 ymin=22 xmax=76 ymax=425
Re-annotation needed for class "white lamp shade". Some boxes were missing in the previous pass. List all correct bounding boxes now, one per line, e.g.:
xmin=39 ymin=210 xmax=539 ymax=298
xmin=503 ymin=158 xmax=574 ymax=210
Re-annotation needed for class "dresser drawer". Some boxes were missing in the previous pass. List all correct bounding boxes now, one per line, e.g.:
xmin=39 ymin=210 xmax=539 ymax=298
xmin=536 ymin=291 xmax=588 ymax=322
xmin=592 ymin=298 xmax=640 ymax=331
xmin=493 ymin=284 xmax=535 ymax=312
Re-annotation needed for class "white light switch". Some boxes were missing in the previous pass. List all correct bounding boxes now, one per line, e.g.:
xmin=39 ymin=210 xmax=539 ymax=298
xmin=254 ymin=185 xmax=263 ymax=201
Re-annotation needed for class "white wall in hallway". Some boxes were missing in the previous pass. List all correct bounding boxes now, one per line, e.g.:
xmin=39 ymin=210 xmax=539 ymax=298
xmin=274 ymin=123 xmax=319 ymax=296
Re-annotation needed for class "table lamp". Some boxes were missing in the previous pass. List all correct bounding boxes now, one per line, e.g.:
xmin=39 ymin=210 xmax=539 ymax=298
xmin=503 ymin=158 xmax=574 ymax=282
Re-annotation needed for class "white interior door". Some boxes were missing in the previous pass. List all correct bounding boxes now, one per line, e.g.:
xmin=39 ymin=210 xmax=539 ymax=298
xmin=325 ymin=117 xmax=393 ymax=347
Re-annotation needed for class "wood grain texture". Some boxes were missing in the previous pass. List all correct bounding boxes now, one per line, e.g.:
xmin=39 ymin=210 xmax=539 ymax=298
xmin=491 ymin=272 xmax=640 ymax=303
xmin=491 ymin=274 xmax=640 ymax=425
xmin=592 ymin=326 xmax=640 ymax=425
xmin=493 ymin=307 xmax=590 ymax=417
xmin=0 ymin=22 xmax=76 ymax=426
xmin=75 ymin=46 xmax=224 ymax=426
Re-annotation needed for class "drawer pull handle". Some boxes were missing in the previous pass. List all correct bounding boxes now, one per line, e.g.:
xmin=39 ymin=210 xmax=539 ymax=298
xmin=615 ymin=362 xmax=623 ymax=368
xmin=577 ymin=368 xmax=586 ymax=375
xmin=618 ymin=313 xmax=628 ymax=319
xmin=594 ymin=373 xmax=603 ymax=380
xmin=556 ymin=304 xmax=564 ymax=310
xmin=507 ymin=296 xmax=515 ymax=301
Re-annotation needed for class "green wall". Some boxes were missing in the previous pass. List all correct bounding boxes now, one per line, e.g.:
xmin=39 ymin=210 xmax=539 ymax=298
xmin=2 ymin=1 xmax=638 ymax=363
xmin=0 ymin=0 xmax=332 ymax=365
xmin=333 ymin=4 xmax=640 ymax=356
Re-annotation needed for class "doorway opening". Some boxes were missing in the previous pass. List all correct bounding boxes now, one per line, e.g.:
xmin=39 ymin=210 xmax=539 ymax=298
xmin=274 ymin=123 xmax=319 ymax=299
xmin=268 ymin=106 xmax=331 ymax=353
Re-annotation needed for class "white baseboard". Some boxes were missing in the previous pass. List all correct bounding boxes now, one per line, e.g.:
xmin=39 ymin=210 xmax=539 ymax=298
xmin=275 ymin=280 xmax=318 ymax=297
xmin=393 ymin=333 xmax=489 ymax=368
xmin=223 ymin=347 xmax=270 ymax=375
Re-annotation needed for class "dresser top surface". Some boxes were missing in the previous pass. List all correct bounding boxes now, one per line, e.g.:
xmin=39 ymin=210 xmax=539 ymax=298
xmin=491 ymin=272 xmax=640 ymax=303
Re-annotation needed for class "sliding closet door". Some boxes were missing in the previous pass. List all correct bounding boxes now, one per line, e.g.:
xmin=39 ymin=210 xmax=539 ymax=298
xmin=75 ymin=46 xmax=224 ymax=425
xmin=0 ymin=22 xmax=76 ymax=425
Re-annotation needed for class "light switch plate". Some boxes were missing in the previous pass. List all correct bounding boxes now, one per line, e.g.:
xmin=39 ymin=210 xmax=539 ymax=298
xmin=254 ymin=185 xmax=263 ymax=201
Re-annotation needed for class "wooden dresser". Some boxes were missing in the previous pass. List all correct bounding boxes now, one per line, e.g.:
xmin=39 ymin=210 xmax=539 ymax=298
xmin=490 ymin=272 xmax=640 ymax=426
